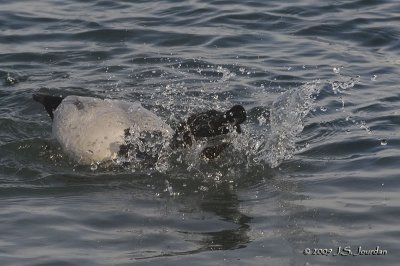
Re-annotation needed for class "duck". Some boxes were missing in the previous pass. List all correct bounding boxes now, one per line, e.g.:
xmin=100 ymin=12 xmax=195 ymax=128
xmin=171 ymin=105 xmax=246 ymax=159
xmin=33 ymin=93 xmax=246 ymax=164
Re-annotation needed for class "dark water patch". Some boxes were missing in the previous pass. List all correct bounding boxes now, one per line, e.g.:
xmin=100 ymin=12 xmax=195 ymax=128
xmin=156 ymin=33 xmax=213 ymax=47
xmin=0 ymin=32 xmax=71 ymax=45
xmin=299 ymin=136 xmax=383 ymax=158
xmin=73 ymin=29 xmax=134 ymax=43
xmin=368 ymin=115 xmax=400 ymax=131
xmin=351 ymin=27 xmax=400 ymax=48
xmin=207 ymin=11 xmax=284 ymax=28
xmin=337 ymin=0 xmax=392 ymax=10
xmin=71 ymin=28 xmax=213 ymax=47
xmin=355 ymin=102 xmax=399 ymax=113
xmin=0 ymin=117 xmax=48 ymax=142
xmin=208 ymin=34 xmax=263 ymax=48
xmin=90 ymin=0 xmax=132 ymax=10
xmin=0 ymin=11 xmax=60 ymax=30
xmin=172 ymin=6 xmax=219 ymax=25
xmin=1 ymin=52 xmax=75 ymax=66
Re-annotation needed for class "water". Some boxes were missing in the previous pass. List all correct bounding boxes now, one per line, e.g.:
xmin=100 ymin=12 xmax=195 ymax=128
xmin=1 ymin=0 xmax=399 ymax=265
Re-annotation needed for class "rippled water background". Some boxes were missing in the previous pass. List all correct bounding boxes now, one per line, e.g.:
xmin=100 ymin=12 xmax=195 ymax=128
xmin=1 ymin=0 xmax=400 ymax=265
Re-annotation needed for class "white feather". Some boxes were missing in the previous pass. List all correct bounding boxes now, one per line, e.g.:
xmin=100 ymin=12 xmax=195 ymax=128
xmin=52 ymin=96 xmax=172 ymax=163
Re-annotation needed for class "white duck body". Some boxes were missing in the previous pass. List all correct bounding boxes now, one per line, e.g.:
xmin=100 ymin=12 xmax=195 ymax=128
xmin=52 ymin=96 xmax=173 ymax=164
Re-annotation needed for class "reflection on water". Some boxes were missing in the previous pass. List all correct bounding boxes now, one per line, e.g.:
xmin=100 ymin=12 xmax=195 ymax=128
xmin=134 ymin=181 xmax=253 ymax=260
xmin=126 ymin=163 xmax=315 ymax=262
xmin=198 ymin=188 xmax=251 ymax=251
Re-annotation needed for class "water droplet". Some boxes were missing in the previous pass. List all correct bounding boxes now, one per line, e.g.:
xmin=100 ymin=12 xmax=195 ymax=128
xmin=199 ymin=186 xmax=209 ymax=192
xmin=257 ymin=115 xmax=267 ymax=125
xmin=5 ymin=73 xmax=17 ymax=85
xmin=359 ymin=121 xmax=372 ymax=134
xmin=333 ymin=67 xmax=340 ymax=74
xmin=90 ymin=163 xmax=98 ymax=171
xmin=371 ymin=75 xmax=377 ymax=81
xmin=380 ymin=139 xmax=387 ymax=146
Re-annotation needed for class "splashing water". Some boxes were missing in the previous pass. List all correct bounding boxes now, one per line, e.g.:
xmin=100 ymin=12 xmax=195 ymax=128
xmin=328 ymin=74 xmax=379 ymax=139
xmin=246 ymin=81 xmax=322 ymax=168
xmin=331 ymin=75 xmax=360 ymax=94
xmin=111 ymin=81 xmax=323 ymax=172
xmin=115 ymin=125 xmax=172 ymax=171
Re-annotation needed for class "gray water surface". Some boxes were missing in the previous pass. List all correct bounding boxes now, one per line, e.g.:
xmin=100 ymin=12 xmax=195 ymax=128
xmin=1 ymin=0 xmax=399 ymax=265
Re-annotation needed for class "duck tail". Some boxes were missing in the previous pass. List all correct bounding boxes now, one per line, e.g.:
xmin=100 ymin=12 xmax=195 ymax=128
xmin=33 ymin=93 xmax=64 ymax=120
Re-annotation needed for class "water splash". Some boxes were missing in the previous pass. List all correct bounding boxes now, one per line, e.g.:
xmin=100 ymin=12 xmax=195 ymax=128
xmin=332 ymin=67 xmax=341 ymax=74
xmin=115 ymin=126 xmax=172 ymax=171
xmin=216 ymin=66 xmax=236 ymax=82
xmin=111 ymin=80 xmax=323 ymax=172
xmin=331 ymin=75 xmax=360 ymax=94
xmin=5 ymin=73 xmax=18 ymax=85
xmin=258 ymin=81 xmax=321 ymax=168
